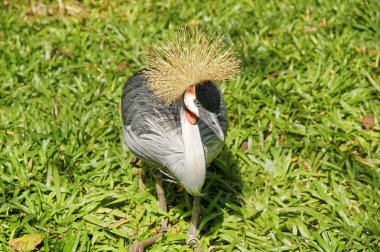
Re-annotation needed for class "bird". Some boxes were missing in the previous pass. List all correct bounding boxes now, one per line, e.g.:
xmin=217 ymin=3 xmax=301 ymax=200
xmin=121 ymin=28 xmax=239 ymax=252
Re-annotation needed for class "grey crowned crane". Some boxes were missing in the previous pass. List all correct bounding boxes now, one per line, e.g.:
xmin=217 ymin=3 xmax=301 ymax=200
xmin=121 ymin=29 xmax=239 ymax=251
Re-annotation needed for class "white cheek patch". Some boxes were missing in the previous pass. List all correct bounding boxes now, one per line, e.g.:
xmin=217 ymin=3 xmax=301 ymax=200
xmin=183 ymin=92 xmax=199 ymax=117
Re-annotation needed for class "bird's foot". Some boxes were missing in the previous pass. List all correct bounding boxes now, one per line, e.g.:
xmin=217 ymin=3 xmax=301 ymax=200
xmin=187 ymin=226 xmax=202 ymax=251
xmin=187 ymin=235 xmax=203 ymax=252
xmin=129 ymin=231 xmax=165 ymax=252
xmin=129 ymin=242 xmax=144 ymax=252
xmin=187 ymin=236 xmax=200 ymax=245
xmin=129 ymin=218 xmax=171 ymax=252
xmin=160 ymin=219 xmax=171 ymax=233
xmin=186 ymin=196 xmax=203 ymax=251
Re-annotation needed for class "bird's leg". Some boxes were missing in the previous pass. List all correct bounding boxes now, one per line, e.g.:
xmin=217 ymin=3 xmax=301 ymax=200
xmin=187 ymin=196 xmax=203 ymax=251
xmin=129 ymin=174 xmax=169 ymax=252
xmin=155 ymin=173 xmax=170 ymax=231
xmin=130 ymin=156 xmax=141 ymax=167
xmin=130 ymin=157 xmax=145 ymax=189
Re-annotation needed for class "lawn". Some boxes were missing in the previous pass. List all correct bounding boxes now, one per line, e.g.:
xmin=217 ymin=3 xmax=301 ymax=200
xmin=1 ymin=0 xmax=379 ymax=251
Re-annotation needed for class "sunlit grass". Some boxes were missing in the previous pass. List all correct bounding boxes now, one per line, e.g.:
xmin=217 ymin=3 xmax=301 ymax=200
xmin=1 ymin=0 xmax=379 ymax=251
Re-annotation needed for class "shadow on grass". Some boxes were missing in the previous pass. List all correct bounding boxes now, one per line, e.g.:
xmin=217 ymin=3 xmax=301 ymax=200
xmin=136 ymin=146 xmax=243 ymax=246
xmin=199 ymin=148 xmax=243 ymax=240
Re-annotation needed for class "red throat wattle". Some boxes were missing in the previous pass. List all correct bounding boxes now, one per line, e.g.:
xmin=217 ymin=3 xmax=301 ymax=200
xmin=185 ymin=86 xmax=197 ymax=125
xmin=185 ymin=108 xmax=197 ymax=125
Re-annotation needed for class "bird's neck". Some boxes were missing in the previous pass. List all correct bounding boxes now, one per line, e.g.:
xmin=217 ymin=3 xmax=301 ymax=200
xmin=179 ymin=105 xmax=206 ymax=195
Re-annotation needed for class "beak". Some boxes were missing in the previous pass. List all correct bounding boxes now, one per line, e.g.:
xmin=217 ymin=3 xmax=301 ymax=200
xmin=198 ymin=107 xmax=225 ymax=141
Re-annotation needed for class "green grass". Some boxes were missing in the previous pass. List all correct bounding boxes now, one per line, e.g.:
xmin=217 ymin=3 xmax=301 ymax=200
xmin=1 ymin=0 xmax=379 ymax=251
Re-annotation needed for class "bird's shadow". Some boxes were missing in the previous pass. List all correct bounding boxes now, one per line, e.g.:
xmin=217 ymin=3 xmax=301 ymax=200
xmin=197 ymin=148 xmax=243 ymax=238
xmin=141 ymin=146 xmax=243 ymax=245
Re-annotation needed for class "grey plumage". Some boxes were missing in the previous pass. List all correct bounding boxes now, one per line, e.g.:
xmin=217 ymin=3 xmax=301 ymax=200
xmin=121 ymin=70 xmax=227 ymax=194
xmin=123 ymin=30 xmax=238 ymax=251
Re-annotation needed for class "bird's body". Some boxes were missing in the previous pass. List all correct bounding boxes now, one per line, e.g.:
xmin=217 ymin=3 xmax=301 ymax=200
xmin=121 ymin=29 xmax=239 ymax=251
xmin=121 ymin=70 xmax=228 ymax=194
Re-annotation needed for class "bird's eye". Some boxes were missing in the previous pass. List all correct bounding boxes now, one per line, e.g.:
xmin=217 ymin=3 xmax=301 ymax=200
xmin=194 ymin=99 xmax=200 ymax=107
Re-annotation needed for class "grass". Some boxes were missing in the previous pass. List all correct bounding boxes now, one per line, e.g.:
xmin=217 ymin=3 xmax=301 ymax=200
xmin=0 ymin=0 xmax=379 ymax=251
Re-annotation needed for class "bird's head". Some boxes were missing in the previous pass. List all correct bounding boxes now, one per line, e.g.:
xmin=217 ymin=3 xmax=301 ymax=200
xmin=183 ymin=83 xmax=225 ymax=141
xmin=144 ymin=27 xmax=239 ymax=141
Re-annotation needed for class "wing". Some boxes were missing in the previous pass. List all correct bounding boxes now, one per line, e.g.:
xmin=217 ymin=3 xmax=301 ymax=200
xmin=121 ymin=70 xmax=184 ymax=168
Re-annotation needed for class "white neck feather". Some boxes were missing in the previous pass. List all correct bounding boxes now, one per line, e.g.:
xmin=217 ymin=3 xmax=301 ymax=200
xmin=179 ymin=105 xmax=206 ymax=195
